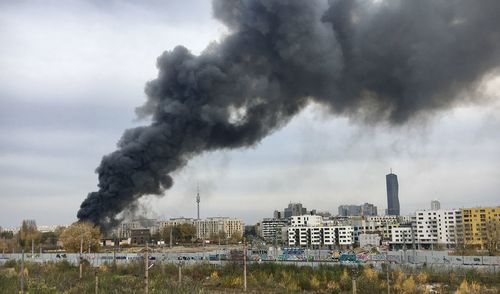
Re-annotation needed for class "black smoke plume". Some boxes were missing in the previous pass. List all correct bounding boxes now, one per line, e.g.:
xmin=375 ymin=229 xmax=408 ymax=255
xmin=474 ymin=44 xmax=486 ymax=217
xmin=78 ymin=0 xmax=500 ymax=229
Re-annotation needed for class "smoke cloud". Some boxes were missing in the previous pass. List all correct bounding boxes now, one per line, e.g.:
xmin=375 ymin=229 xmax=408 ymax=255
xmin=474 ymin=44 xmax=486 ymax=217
xmin=78 ymin=0 xmax=500 ymax=229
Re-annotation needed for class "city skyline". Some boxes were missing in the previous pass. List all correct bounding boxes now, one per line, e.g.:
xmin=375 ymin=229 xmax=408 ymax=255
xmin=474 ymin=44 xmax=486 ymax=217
xmin=1 ymin=0 xmax=499 ymax=228
xmin=1 ymin=195 xmax=497 ymax=230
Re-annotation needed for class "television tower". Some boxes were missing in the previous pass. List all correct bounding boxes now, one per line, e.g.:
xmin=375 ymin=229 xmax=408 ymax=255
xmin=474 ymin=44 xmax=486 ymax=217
xmin=196 ymin=185 xmax=200 ymax=220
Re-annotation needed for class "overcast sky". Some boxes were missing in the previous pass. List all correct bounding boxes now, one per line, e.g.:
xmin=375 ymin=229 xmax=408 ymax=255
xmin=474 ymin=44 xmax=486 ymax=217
xmin=1 ymin=0 xmax=499 ymax=228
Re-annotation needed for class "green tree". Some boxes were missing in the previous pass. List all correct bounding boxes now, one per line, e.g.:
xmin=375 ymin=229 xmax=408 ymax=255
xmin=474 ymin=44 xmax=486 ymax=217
xmin=229 ymin=231 xmax=243 ymax=244
xmin=160 ymin=224 xmax=196 ymax=244
xmin=207 ymin=231 xmax=227 ymax=243
xmin=59 ymin=222 xmax=101 ymax=253
xmin=485 ymin=219 xmax=500 ymax=256
xmin=160 ymin=225 xmax=176 ymax=244
xmin=0 ymin=231 xmax=14 ymax=239
xmin=19 ymin=220 xmax=41 ymax=250
xmin=40 ymin=227 xmax=64 ymax=250
xmin=0 ymin=237 xmax=17 ymax=253
xmin=178 ymin=223 xmax=196 ymax=243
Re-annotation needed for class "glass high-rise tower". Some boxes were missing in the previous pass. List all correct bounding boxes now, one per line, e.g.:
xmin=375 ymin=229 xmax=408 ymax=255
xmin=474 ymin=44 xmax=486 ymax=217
xmin=386 ymin=172 xmax=400 ymax=216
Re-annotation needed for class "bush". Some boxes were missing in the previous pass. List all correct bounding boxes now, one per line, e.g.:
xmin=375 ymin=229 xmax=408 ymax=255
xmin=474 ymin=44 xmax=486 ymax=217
xmin=309 ymin=276 xmax=320 ymax=290
xmin=401 ymin=276 xmax=416 ymax=294
xmin=416 ymin=271 xmax=428 ymax=284
xmin=3 ymin=259 xmax=17 ymax=268
xmin=339 ymin=268 xmax=351 ymax=291
xmin=455 ymin=279 xmax=481 ymax=294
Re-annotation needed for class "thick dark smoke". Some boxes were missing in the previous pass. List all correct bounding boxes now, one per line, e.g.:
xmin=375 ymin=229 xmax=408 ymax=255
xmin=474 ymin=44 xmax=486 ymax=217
xmin=78 ymin=0 xmax=500 ymax=229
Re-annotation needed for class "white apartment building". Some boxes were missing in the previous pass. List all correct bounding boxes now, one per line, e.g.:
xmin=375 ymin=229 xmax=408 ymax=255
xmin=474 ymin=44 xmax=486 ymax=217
xmin=195 ymin=217 xmax=244 ymax=240
xmin=288 ymin=226 xmax=337 ymax=246
xmin=352 ymin=219 xmax=400 ymax=241
xmin=287 ymin=216 xmax=353 ymax=247
xmin=415 ymin=209 xmax=461 ymax=246
xmin=391 ymin=227 xmax=414 ymax=244
xmin=290 ymin=215 xmax=322 ymax=227
xmin=337 ymin=226 xmax=354 ymax=245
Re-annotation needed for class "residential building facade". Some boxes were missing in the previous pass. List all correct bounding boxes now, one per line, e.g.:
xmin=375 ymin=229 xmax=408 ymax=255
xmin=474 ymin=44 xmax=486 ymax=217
xmin=415 ymin=209 xmax=461 ymax=247
xmin=195 ymin=217 xmax=244 ymax=240
xmin=461 ymin=207 xmax=500 ymax=250
xmin=260 ymin=218 xmax=288 ymax=244
xmin=287 ymin=216 xmax=353 ymax=247
xmin=359 ymin=233 xmax=381 ymax=247
xmin=158 ymin=217 xmax=195 ymax=230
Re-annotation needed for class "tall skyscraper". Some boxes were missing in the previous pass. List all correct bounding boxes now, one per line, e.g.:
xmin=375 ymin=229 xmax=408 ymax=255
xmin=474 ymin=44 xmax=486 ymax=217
xmin=431 ymin=200 xmax=440 ymax=210
xmin=386 ymin=172 xmax=400 ymax=216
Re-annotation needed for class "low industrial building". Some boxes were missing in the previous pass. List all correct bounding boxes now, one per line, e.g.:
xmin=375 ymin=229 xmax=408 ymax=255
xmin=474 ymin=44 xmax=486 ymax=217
xmin=130 ymin=228 xmax=151 ymax=245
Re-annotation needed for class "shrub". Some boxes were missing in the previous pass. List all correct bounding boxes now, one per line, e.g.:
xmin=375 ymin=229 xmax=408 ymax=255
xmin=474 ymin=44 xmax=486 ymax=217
xmin=310 ymin=276 xmax=320 ymax=291
xmin=401 ymin=276 xmax=416 ymax=294
xmin=339 ymin=268 xmax=351 ymax=290
xmin=455 ymin=279 xmax=481 ymax=294
xmin=363 ymin=267 xmax=378 ymax=281
xmin=416 ymin=271 xmax=428 ymax=284
xmin=326 ymin=280 xmax=340 ymax=292
xmin=3 ymin=259 xmax=17 ymax=268
xmin=392 ymin=270 xmax=406 ymax=293
xmin=220 ymin=276 xmax=242 ymax=288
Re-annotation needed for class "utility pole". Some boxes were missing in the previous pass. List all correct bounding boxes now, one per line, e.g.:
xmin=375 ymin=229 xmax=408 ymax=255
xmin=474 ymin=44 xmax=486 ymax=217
xmin=402 ymin=230 xmax=407 ymax=265
xmin=203 ymin=235 xmax=206 ymax=261
xmin=144 ymin=243 xmax=149 ymax=294
xmin=20 ymin=249 xmax=24 ymax=293
xmin=243 ymin=238 xmax=247 ymax=292
xmin=95 ymin=270 xmax=99 ymax=294
xmin=178 ymin=262 xmax=182 ymax=284
xmin=386 ymin=263 xmax=390 ymax=294
xmin=351 ymin=267 xmax=358 ymax=294
xmin=31 ymin=239 xmax=34 ymax=258
xmin=411 ymin=224 xmax=416 ymax=263
xmin=169 ymin=226 xmax=173 ymax=249
xmin=79 ymin=234 xmax=83 ymax=280
xmin=386 ymin=246 xmax=390 ymax=294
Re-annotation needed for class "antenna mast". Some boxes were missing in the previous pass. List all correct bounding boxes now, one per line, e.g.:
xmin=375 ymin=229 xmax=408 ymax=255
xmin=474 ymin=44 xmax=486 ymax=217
xmin=196 ymin=185 xmax=200 ymax=220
